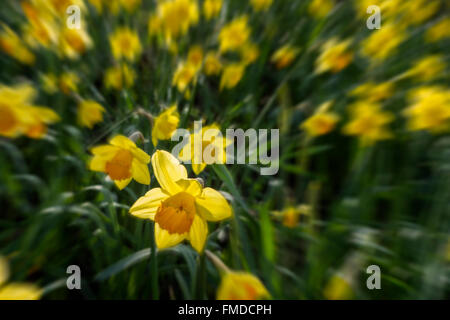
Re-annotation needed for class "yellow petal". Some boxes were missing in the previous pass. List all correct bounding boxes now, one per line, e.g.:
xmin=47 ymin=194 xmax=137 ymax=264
xmin=109 ymin=135 xmax=136 ymax=149
xmin=131 ymin=158 xmax=150 ymax=185
xmin=192 ymin=162 xmax=207 ymax=175
xmin=90 ymin=145 xmax=119 ymax=156
xmin=89 ymin=155 xmax=107 ymax=172
xmin=0 ymin=256 xmax=9 ymax=286
xmin=131 ymin=148 xmax=151 ymax=164
xmin=151 ymin=150 xmax=187 ymax=195
xmin=114 ymin=178 xmax=132 ymax=190
xmin=129 ymin=188 xmax=170 ymax=220
xmin=155 ymin=222 xmax=186 ymax=249
xmin=177 ymin=178 xmax=203 ymax=197
xmin=188 ymin=215 xmax=208 ymax=253
xmin=0 ymin=283 xmax=42 ymax=300
xmin=196 ymin=188 xmax=233 ymax=221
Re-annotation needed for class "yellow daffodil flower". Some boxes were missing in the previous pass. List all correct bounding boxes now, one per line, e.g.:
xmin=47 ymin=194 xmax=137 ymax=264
xmin=220 ymin=63 xmax=245 ymax=90
xmin=109 ymin=27 xmax=142 ymax=62
xmin=129 ymin=150 xmax=233 ymax=252
xmin=0 ymin=25 xmax=35 ymax=65
xmin=219 ymin=16 xmax=251 ymax=53
xmin=350 ymin=82 xmax=394 ymax=102
xmin=59 ymin=26 xmax=93 ymax=60
xmin=406 ymin=55 xmax=446 ymax=82
xmin=172 ymin=61 xmax=198 ymax=92
xmin=274 ymin=205 xmax=311 ymax=228
xmin=343 ymin=102 xmax=394 ymax=145
xmin=426 ymin=18 xmax=450 ymax=43
xmin=156 ymin=0 xmax=199 ymax=41
xmin=240 ymin=42 xmax=260 ymax=66
xmin=59 ymin=72 xmax=80 ymax=95
xmin=78 ymin=100 xmax=105 ymax=129
xmin=151 ymin=105 xmax=180 ymax=146
xmin=187 ymin=45 xmax=204 ymax=71
xmin=271 ymin=45 xmax=300 ymax=69
xmin=40 ymin=73 xmax=58 ymax=94
xmin=403 ymin=86 xmax=450 ymax=134
xmin=323 ymin=274 xmax=353 ymax=300
xmin=250 ymin=0 xmax=273 ymax=12
xmin=104 ymin=64 xmax=136 ymax=91
xmin=203 ymin=0 xmax=222 ymax=20
xmin=217 ymin=271 xmax=270 ymax=300
xmin=302 ymin=110 xmax=339 ymax=137
xmin=308 ymin=0 xmax=334 ymax=19
xmin=204 ymin=52 xmax=222 ymax=76
xmin=361 ymin=23 xmax=405 ymax=63
xmin=89 ymin=135 xmax=151 ymax=190
xmin=316 ymin=38 xmax=353 ymax=73
xmin=0 ymin=257 xmax=42 ymax=300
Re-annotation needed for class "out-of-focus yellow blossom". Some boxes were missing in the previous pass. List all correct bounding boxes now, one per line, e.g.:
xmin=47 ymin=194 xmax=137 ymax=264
xmin=323 ymin=275 xmax=353 ymax=300
xmin=361 ymin=24 xmax=405 ymax=63
xmin=343 ymin=102 xmax=394 ymax=145
xmin=40 ymin=73 xmax=58 ymax=94
xmin=0 ymin=25 xmax=35 ymax=65
xmin=148 ymin=14 xmax=162 ymax=36
xmin=88 ymin=0 xmax=104 ymax=12
xmin=105 ymin=0 xmax=141 ymax=14
xmin=399 ymin=0 xmax=439 ymax=27
xmin=406 ymin=55 xmax=446 ymax=82
xmin=220 ymin=63 xmax=245 ymax=90
xmin=42 ymin=0 xmax=86 ymax=16
xmin=219 ymin=16 xmax=251 ymax=53
xmin=274 ymin=205 xmax=311 ymax=228
xmin=353 ymin=0 xmax=401 ymax=19
xmin=426 ymin=18 xmax=450 ymax=43
xmin=350 ymin=82 xmax=394 ymax=102
xmin=78 ymin=100 xmax=105 ymax=129
xmin=250 ymin=0 xmax=273 ymax=12
xmin=217 ymin=272 xmax=270 ymax=300
xmin=119 ymin=0 xmax=141 ymax=12
xmin=403 ymin=86 xmax=450 ymax=134
xmin=109 ymin=27 xmax=142 ymax=62
xmin=156 ymin=0 xmax=199 ymax=41
xmin=129 ymin=150 xmax=233 ymax=252
xmin=21 ymin=2 xmax=58 ymax=49
xmin=204 ymin=52 xmax=222 ymax=76
xmin=59 ymin=72 xmax=80 ymax=95
xmin=308 ymin=0 xmax=334 ymax=19
xmin=179 ymin=123 xmax=232 ymax=175
xmin=301 ymin=102 xmax=339 ymax=137
xmin=151 ymin=105 xmax=180 ymax=146
xmin=316 ymin=38 xmax=353 ymax=73
xmin=59 ymin=26 xmax=93 ymax=59
xmin=187 ymin=45 xmax=204 ymax=71
xmin=104 ymin=64 xmax=136 ymax=91
xmin=240 ymin=42 xmax=259 ymax=65
xmin=203 ymin=0 xmax=222 ymax=20
xmin=89 ymin=135 xmax=151 ymax=190
xmin=271 ymin=45 xmax=300 ymax=69
xmin=0 ymin=257 xmax=42 ymax=300
xmin=0 ymin=84 xmax=59 ymax=139
xmin=173 ymin=62 xmax=197 ymax=92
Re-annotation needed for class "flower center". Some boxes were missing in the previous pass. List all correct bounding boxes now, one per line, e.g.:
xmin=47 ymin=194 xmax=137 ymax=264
xmin=105 ymin=149 xmax=133 ymax=181
xmin=155 ymin=192 xmax=196 ymax=235
xmin=0 ymin=105 xmax=17 ymax=134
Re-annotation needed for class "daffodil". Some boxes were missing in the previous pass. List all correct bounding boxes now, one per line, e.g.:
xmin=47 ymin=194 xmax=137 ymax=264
xmin=219 ymin=16 xmax=251 ymax=53
xmin=89 ymin=135 xmax=151 ymax=190
xmin=361 ymin=23 xmax=405 ymax=63
xmin=172 ymin=62 xmax=197 ymax=92
xmin=59 ymin=25 xmax=93 ymax=60
xmin=426 ymin=18 xmax=450 ymax=43
xmin=59 ymin=72 xmax=80 ymax=95
xmin=21 ymin=2 xmax=58 ymax=49
xmin=240 ymin=42 xmax=259 ymax=66
xmin=343 ymin=102 xmax=394 ymax=145
xmin=40 ymin=73 xmax=58 ymax=94
xmin=406 ymin=55 xmax=445 ymax=82
xmin=274 ymin=205 xmax=311 ymax=228
xmin=204 ymin=51 xmax=222 ymax=76
xmin=271 ymin=45 xmax=300 ymax=69
xmin=78 ymin=100 xmax=105 ymax=129
xmin=316 ymin=38 xmax=353 ymax=73
xmin=0 ymin=25 xmax=35 ymax=65
xmin=156 ymin=0 xmax=199 ymax=41
xmin=129 ymin=150 xmax=233 ymax=252
xmin=109 ymin=27 xmax=142 ymax=62
xmin=220 ymin=63 xmax=245 ymax=90
xmin=302 ymin=111 xmax=339 ymax=137
xmin=203 ymin=0 xmax=222 ymax=20
xmin=217 ymin=271 xmax=270 ymax=300
xmin=323 ymin=275 xmax=353 ymax=300
xmin=350 ymin=81 xmax=394 ymax=102
xmin=308 ymin=0 xmax=334 ymax=18
xmin=104 ymin=64 xmax=136 ymax=91
xmin=403 ymin=86 xmax=450 ymax=134
xmin=151 ymin=105 xmax=180 ymax=146
xmin=250 ymin=0 xmax=273 ymax=12
xmin=0 ymin=257 xmax=42 ymax=300
xmin=187 ymin=45 xmax=204 ymax=71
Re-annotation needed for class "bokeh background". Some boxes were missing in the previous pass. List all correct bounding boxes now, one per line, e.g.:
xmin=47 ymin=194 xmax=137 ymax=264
xmin=0 ymin=0 xmax=449 ymax=299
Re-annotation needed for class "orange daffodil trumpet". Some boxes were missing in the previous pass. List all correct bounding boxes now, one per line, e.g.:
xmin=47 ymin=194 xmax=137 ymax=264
xmin=129 ymin=150 xmax=233 ymax=253
xmin=89 ymin=135 xmax=151 ymax=190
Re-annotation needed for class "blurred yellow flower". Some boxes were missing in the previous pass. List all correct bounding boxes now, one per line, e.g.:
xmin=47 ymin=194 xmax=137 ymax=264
xmin=302 ymin=106 xmax=339 ymax=138
xmin=240 ymin=42 xmax=260 ymax=65
xmin=204 ymin=51 xmax=222 ymax=76
xmin=271 ymin=45 xmax=300 ymax=69
xmin=21 ymin=2 xmax=58 ymax=49
xmin=250 ymin=0 xmax=273 ymax=12
xmin=89 ymin=135 xmax=151 ymax=190
xmin=88 ymin=0 xmax=104 ymax=13
xmin=275 ymin=205 xmax=311 ymax=228
xmin=173 ymin=62 xmax=198 ymax=92
xmin=130 ymin=150 xmax=233 ymax=252
xmin=151 ymin=105 xmax=180 ymax=146
xmin=59 ymin=26 xmax=93 ymax=60
xmin=350 ymin=81 xmax=394 ymax=102
xmin=406 ymin=55 xmax=446 ymax=82
xmin=220 ymin=63 xmax=245 ymax=90
xmin=308 ymin=0 xmax=334 ymax=18
xmin=187 ymin=45 xmax=204 ymax=71
xmin=400 ymin=0 xmax=439 ymax=27
xmin=0 ymin=257 xmax=42 ymax=300
xmin=361 ymin=23 xmax=405 ymax=62
xmin=203 ymin=0 xmax=222 ymax=20
xmin=316 ymin=38 xmax=353 ymax=73
xmin=0 ymin=25 xmax=35 ymax=65
xmin=40 ymin=73 xmax=58 ymax=94
xmin=0 ymin=83 xmax=59 ymax=139
xmin=343 ymin=102 xmax=394 ymax=145
xmin=217 ymin=272 xmax=270 ymax=300
xmin=404 ymin=86 xmax=450 ymax=134
xmin=59 ymin=72 xmax=80 ymax=95
xmin=219 ymin=16 xmax=251 ymax=52
xmin=119 ymin=0 xmax=141 ymax=12
xmin=156 ymin=0 xmax=199 ymax=41
xmin=78 ymin=100 xmax=105 ymax=129
xmin=104 ymin=64 xmax=136 ymax=90
xmin=109 ymin=27 xmax=142 ymax=62
xmin=426 ymin=18 xmax=450 ymax=43
xmin=323 ymin=275 xmax=353 ymax=300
